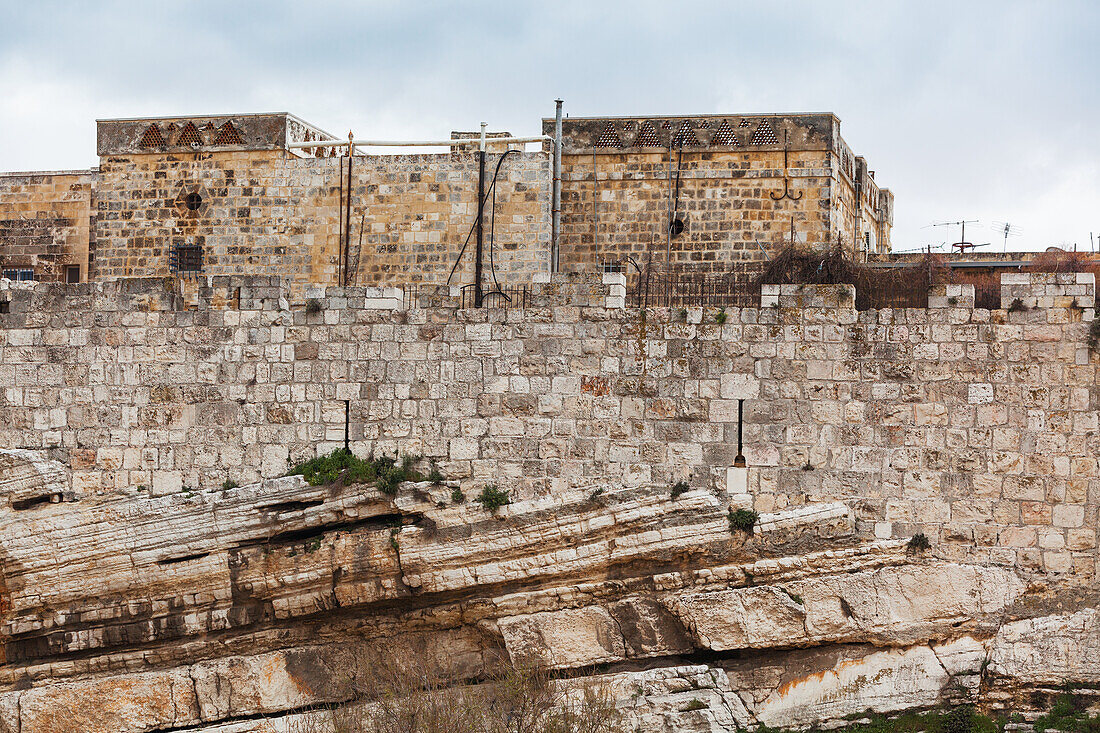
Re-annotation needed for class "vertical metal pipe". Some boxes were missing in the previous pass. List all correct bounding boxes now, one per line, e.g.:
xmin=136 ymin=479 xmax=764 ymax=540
xmin=344 ymin=149 xmax=353 ymax=286
xmin=474 ymin=122 xmax=487 ymax=307
xmin=592 ymin=149 xmax=598 ymax=257
xmin=552 ymin=99 xmax=563 ymax=273
xmin=343 ymin=400 xmax=350 ymax=454
xmin=734 ymin=399 xmax=746 ymax=467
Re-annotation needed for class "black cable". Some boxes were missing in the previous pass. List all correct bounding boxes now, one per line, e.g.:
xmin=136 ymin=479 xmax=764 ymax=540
xmin=669 ymin=144 xmax=684 ymax=238
xmin=445 ymin=149 xmax=517 ymax=290
xmin=487 ymin=148 xmax=518 ymax=295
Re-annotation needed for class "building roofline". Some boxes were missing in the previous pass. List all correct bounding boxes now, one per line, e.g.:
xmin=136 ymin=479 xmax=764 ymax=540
xmin=95 ymin=111 xmax=294 ymax=123
xmin=541 ymin=111 xmax=841 ymax=123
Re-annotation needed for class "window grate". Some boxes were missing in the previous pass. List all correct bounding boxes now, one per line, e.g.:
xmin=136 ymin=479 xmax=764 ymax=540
xmin=594 ymin=122 xmax=622 ymax=148
xmin=3 ymin=269 xmax=34 ymax=281
xmin=139 ymin=124 xmax=166 ymax=148
xmin=711 ymin=120 xmax=739 ymax=146
xmin=632 ymin=121 xmax=662 ymax=147
xmin=177 ymin=122 xmax=203 ymax=147
xmin=214 ymin=122 xmax=244 ymax=146
xmin=739 ymin=119 xmax=753 ymax=128
xmin=170 ymin=245 xmax=204 ymax=273
xmin=750 ymin=121 xmax=779 ymax=145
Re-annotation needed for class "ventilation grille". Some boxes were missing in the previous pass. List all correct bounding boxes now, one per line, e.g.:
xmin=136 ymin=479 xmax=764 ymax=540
xmin=633 ymin=122 xmax=662 ymax=147
xmin=214 ymin=121 xmax=244 ymax=145
xmin=170 ymin=244 xmax=204 ymax=273
xmin=739 ymin=119 xmax=753 ymax=128
xmin=672 ymin=124 xmax=700 ymax=147
xmin=177 ymin=122 xmax=203 ymax=146
xmin=139 ymin=124 xmax=167 ymax=148
xmin=711 ymin=120 xmax=739 ymax=146
xmin=594 ymin=122 xmax=622 ymax=148
xmin=750 ymin=122 xmax=779 ymax=145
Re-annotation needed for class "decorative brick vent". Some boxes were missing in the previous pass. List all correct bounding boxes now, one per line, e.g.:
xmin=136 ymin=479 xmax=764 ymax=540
xmin=632 ymin=121 xmax=662 ymax=147
xmin=739 ymin=119 xmax=753 ymax=127
xmin=177 ymin=122 xmax=203 ymax=147
xmin=138 ymin=124 xmax=166 ymax=149
xmin=750 ymin=121 xmax=780 ymax=145
xmin=213 ymin=121 xmax=244 ymax=146
xmin=672 ymin=123 xmax=701 ymax=147
xmin=711 ymin=120 xmax=739 ymax=146
xmin=594 ymin=122 xmax=622 ymax=148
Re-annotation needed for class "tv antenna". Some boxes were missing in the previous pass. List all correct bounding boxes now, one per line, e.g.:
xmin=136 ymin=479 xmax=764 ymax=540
xmin=928 ymin=220 xmax=980 ymax=252
xmin=991 ymin=221 xmax=1022 ymax=253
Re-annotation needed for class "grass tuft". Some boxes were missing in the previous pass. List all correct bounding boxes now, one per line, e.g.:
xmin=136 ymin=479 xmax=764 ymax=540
xmin=475 ymin=484 xmax=511 ymax=512
xmin=728 ymin=508 xmax=759 ymax=533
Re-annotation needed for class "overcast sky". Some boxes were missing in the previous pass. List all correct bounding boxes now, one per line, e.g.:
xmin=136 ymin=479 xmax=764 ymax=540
xmin=1 ymin=0 xmax=1096 ymax=252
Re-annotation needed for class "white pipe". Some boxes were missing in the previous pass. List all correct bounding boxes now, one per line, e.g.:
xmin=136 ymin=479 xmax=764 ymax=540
xmin=480 ymin=122 xmax=487 ymax=153
xmin=287 ymin=135 xmax=553 ymax=150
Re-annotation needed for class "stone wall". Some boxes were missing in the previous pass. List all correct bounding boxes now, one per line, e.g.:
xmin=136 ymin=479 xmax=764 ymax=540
xmin=0 ymin=170 xmax=96 ymax=282
xmin=0 ymin=272 xmax=1095 ymax=582
xmin=91 ymin=149 xmax=549 ymax=298
xmin=547 ymin=114 xmax=893 ymax=271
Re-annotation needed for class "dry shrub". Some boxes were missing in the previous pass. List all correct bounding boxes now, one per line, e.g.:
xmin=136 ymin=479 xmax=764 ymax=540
xmin=1025 ymin=249 xmax=1098 ymax=275
xmin=290 ymin=642 xmax=619 ymax=733
xmin=755 ymin=245 xmax=948 ymax=309
xmin=949 ymin=271 xmax=1000 ymax=310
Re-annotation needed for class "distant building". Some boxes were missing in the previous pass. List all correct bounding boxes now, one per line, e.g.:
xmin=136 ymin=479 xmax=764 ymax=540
xmin=0 ymin=109 xmax=893 ymax=295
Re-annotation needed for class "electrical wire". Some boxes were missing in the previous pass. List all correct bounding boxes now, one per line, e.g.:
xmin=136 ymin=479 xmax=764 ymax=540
xmin=445 ymin=149 xmax=518 ymax=290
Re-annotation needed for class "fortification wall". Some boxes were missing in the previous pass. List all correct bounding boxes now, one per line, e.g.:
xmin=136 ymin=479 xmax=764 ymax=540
xmin=91 ymin=150 xmax=549 ymax=296
xmin=0 ymin=170 xmax=96 ymax=282
xmin=0 ymin=272 xmax=1095 ymax=583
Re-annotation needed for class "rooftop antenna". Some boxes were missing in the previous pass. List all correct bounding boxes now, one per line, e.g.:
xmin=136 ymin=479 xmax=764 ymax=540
xmin=992 ymin=221 xmax=1023 ymax=253
xmin=928 ymin=220 xmax=980 ymax=252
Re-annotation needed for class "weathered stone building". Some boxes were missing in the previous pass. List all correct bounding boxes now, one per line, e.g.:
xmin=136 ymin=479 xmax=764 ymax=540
xmin=0 ymin=109 xmax=891 ymax=294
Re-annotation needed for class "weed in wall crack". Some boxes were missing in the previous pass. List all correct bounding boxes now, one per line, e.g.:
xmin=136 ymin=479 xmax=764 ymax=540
xmin=728 ymin=508 xmax=758 ymax=533
xmin=670 ymin=481 xmax=690 ymax=500
xmin=475 ymin=484 xmax=510 ymax=512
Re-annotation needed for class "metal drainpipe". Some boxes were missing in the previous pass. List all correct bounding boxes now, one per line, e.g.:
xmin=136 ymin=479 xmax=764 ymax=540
xmin=552 ymin=100 xmax=563 ymax=273
xmin=474 ymin=122 xmax=487 ymax=307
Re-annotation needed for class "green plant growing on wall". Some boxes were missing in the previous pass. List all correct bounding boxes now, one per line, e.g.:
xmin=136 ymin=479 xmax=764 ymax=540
xmin=451 ymin=487 xmax=466 ymax=504
xmin=715 ymin=308 xmax=727 ymax=324
xmin=907 ymin=532 xmax=932 ymax=553
xmin=681 ymin=699 xmax=708 ymax=712
xmin=222 ymin=479 xmax=239 ymax=490
xmin=305 ymin=298 xmax=324 ymax=314
xmin=670 ymin=481 xmax=690 ymax=499
xmin=1008 ymin=298 xmax=1029 ymax=313
xmin=475 ymin=484 xmax=510 ymax=512
xmin=589 ymin=487 xmax=605 ymax=504
xmin=1088 ymin=319 xmax=1100 ymax=353
xmin=728 ymin=508 xmax=759 ymax=533
xmin=287 ymin=449 xmax=421 ymax=494
xmin=679 ymin=308 xmax=688 ymax=321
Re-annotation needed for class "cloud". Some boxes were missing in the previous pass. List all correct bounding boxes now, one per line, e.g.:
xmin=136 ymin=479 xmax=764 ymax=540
xmin=0 ymin=0 xmax=1096 ymax=250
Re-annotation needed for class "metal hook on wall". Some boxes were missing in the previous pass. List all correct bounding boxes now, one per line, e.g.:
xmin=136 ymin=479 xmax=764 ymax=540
xmin=770 ymin=129 xmax=803 ymax=202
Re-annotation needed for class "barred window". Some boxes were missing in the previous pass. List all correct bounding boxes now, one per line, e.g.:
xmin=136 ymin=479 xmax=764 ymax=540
xmin=2 ymin=269 xmax=34 ymax=281
xmin=171 ymin=245 xmax=203 ymax=273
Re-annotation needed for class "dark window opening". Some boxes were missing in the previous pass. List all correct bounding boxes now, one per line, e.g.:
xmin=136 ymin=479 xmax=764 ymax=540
xmin=184 ymin=192 xmax=203 ymax=211
xmin=66 ymin=265 xmax=80 ymax=283
xmin=171 ymin=244 xmax=204 ymax=273
xmin=3 ymin=269 xmax=34 ymax=281
xmin=0 ymin=301 xmax=9 ymax=314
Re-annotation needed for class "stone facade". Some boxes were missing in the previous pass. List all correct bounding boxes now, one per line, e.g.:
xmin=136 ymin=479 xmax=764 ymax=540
xmin=0 ymin=170 xmax=95 ymax=283
xmin=2 ymin=110 xmax=892 ymax=296
xmin=545 ymin=114 xmax=893 ymax=273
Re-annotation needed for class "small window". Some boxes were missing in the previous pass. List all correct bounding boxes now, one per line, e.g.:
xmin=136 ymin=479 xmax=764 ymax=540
xmin=184 ymin=192 xmax=203 ymax=211
xmin=3 ymin=269 xmax=33 ymax=281
xmin=66 ymin=265 xmax=81 ymax=283
xmin=171 ymin=244 xmax=204 ymax=273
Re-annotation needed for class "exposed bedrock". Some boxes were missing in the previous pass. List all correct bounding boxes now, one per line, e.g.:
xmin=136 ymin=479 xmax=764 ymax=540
xmin=0 ymin=473 xmax=1095 ymax=733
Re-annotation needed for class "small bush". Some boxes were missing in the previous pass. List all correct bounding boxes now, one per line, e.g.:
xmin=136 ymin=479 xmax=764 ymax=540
xmin=451 ymin=487 xmax=466 ymax=504
xmin=802 ymin=461 xmax=814 ymax=471
xmin=1009 ymin=298 xmax=1029 ymax=313
xmin=681 ymin=698 xmax=708 ymax=712
xmin=715 ymin=308 xmax=727 ymax=324
xmin=679 ymin=308 xmax=688 ymax=321
xmin=475 ymin=484 xmax=510 ymax=512
xmin=670 ymin=481 xmax=690 ymax=499
xmin=907 ymin=532 xmax=932 ymax=553
xmin=589 ymin=487 xmax=605 ymax=504
xmin=947 ymin=296 xmax=958 ymax=306
xmin=427 ymin=464 xmax=444 ymax=485
xmin=728 ymin=508 xmax=759 ymax=533
xmin=1088 ymin=319 xmax=1100 ymax=352
xmin=305 ymin=298 xmax=324 ymax=314
xmin=222 ymin=479 xmax=239 ymax=490
xmin=287 ymin=449 xmax=419 ymax=495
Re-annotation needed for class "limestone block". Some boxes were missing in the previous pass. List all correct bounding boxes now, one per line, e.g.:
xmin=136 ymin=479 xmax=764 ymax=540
xmin=498 ymin=606 xmax=627 ymax=668
xmin=0 ymin=449 xmax=68 ymax=506
xmin=754 ymin=645 xmax=948 ymax=728
xmin=989 ymin=609 xmax=1100 ymax=683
